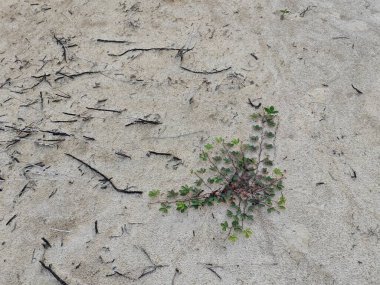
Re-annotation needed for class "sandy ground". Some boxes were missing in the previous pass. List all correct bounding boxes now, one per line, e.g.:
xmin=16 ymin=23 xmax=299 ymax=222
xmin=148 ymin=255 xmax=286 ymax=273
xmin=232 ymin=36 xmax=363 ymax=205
xmin=0 ymin=0 xmax=379 ymax=284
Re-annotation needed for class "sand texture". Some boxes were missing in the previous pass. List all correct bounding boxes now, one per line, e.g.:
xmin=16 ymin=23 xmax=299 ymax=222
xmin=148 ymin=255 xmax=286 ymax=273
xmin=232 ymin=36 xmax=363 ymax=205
xmin=0 ymin=0 xmax=379 ymax=284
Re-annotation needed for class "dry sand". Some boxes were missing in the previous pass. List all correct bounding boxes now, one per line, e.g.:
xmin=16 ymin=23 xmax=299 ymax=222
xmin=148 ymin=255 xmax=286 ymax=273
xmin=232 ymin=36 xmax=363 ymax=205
xmin=0 ymin=0 xmax=379 ymax=284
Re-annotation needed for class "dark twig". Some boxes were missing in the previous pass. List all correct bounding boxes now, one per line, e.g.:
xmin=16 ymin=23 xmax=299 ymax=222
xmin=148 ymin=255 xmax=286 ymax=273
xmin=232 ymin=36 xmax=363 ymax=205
xmin=55 ymin=70 xmax=101 ymax=81
xmin=250 ymin=53 xmax=258 ymax=60
xmin=6 ymin=214 xmax=17 ymax=226
xmin=39 ymin=260 xmax=68 ymax=285
xmin=51 ymin=120 xmax=78 ymax=123
xmin=206 ymin=267 xmax=222 ymax=280
xmin=136 ymin=246 xmax=168 ymax=279
xmin=180 ymin=65 xmax=231 ymax=75
xmin=95 ymin=221 xmax=99 ymax=234
xmin=83 ymin=136 xmax=95 ymax=141
xmin=41 ymin=237 xmax=51 ymax=249
xmin=97 ymin=39 xmax=132 ymax=44
xmin=351 ymin=84 xmax=363 ymax=94
xmin=172 ymin=268 xmax=181 ymax=285
xmin=146 ymin=151 xmax=181 ymax=163
xmin=109 ymin=47 xmax=192 ymax=57
xmin=41 ymin=130 xmax=71 ymax=136
xmin=126 ymin=118 xmax=161 ymax=127
xmin=248 ymin=99 xmax=261 ymax=109
xmin=86 ymin=107 xmax=123 ymax=113
xmin=18 ymin=183 xmax=30 ymax=197
xmin=106 ymin=270 xmax=135 ymax=280
xmin=65 ymin=153 xmax=141 ymax=194
xmin=53 ymin=34 xmax=67 ymax=62
xmin=0 ymin=78 xmax=11 ymax=89
xmin=299 ymin=6 xmax=315 ymax=17
xmin=115 ymin=152 xmax=131 ymax=159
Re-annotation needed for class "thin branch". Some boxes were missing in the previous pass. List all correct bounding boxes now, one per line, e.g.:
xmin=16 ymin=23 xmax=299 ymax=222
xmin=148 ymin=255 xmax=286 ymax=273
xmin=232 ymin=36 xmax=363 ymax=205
xmin=39 ymin=261 xmax=68 ymax=285
xmin=86 ymin=107 xmax=123 ymax=113
xmin=97 ymin=39 xmax=132 ymax=44
xmin=180 ymin=65 xmax=231 ymax=75
xmin=65 ymin=153 xmax=141 ymax=194
xmin=126 ymin=118 xmax=161 ymax=127
xmin=109 ymin=47 xmax=192 ymax=57
xmin=351 ymin=84 xmax=363 ymax=94
xmin=53 ymin=34 xmax=67 ymax=62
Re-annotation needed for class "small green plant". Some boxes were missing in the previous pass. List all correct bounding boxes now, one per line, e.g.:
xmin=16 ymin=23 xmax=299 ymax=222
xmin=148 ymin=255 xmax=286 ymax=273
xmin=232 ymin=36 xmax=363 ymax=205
xmin=149 ymin=106 xmax=286 ymax=241
xmin=279 ymin=9 xmax=290 ymax=20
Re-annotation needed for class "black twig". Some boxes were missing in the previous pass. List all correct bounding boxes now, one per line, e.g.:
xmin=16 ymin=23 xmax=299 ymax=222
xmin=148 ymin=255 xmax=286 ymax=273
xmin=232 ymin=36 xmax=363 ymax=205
xmin=97 ymin=39 xmax=131 ymax=44
xmin=115 ymin=152 xmax=131 ymax=159
xmin=248 ymin=99 xmax=261 ymax=109
xmin=125 ymin=118 xmax=162 ymax=127
xmin=53 ymin=35 xmax=67 ymax=62
xmin=41 ymin=237 xmax=51 ymax=249
xmin=18 ymin=183 xmax=30 ymax=197
xmin=86 ymin=107 xmax=123 ymax=113
xmin=136 ymin=246 xmax=168 ymax=279
xmin=351 ymin=84 xmax=363 ymax=94
xmin=300 ymin=6 xmax=315 ymax=17
xmin=206 ymin=267 xmax=222 ymax=280
xmin=6 ymin=214 xmax=17 ymax=226
xmin=39 ymin=260 xmax=68 ymax=285
xmin=65 ymin=153 xmax=141 ymax=194
xmin=250 ymin=53 xmax=258 ymax=60
xmin=55 ymin=70 xmax=101 ymax=81
xmin=51 ymin=120 xmax=78 ymax=123
xmin=0 ymin=78 xmax=11 ymax=89
xmin=95 ymin=221 xmax=99 ymax=234
xmin=83 ymin=136 xmax=95 ymax=141
xmin=109 ymin=47 xmax=192 ymax=57
xmin=41 ymin=130 xmax=71 ymax=136
xmin=180 ymin=65 xmax=231 ymax=75
xmin=172 ymin=268 xmax=181 ymax=285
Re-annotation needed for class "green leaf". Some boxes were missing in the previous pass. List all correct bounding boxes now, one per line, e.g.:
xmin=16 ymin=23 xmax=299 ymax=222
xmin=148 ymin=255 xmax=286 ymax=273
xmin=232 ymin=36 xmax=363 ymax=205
xmin=159 ymin=203 xmax=170 ymax=213
xmin=176 ymin=201 xmax=188 ymax=213
xmin=212 ymin=156 xmax=222 ymax=162
xmin=223 ymin=157 xmax=232 ymax=164
xmin=250 ymin=113 xmax=260 ymax=121
xmin=276 ymin=181 xmax=284 ymax=190
xmin=221 ymin=221 xmax=228 ymax=231
xmin=226 ymin=209 xmax=233 ymax=217
xmin=228 ymin=235 xmax=238 ymax=242
xmin=277 ymin=194 xmax=286 ymax=208
xmin=266 ymin=132 xmax=275 ymax=138
xmin=267 ymin=119 xmax=276 ymax=127
xmin=264 ymin=106 xmax=279 ymax=115
xmin=199 ymin=151 xmax=208 ymax=161
xmin=191 ymin=199 xmax=202 ymax=209
xmin=196 ymin=168 xmax=207 ymax=174
xmin=263 ymin=158 xmax=273 ymax=166
xmin=215 ymin=137 xmax=224 ymax=144
xmin=243 ymin=228 xmax=253 ymax=238
xmin=265 ymin=143 xmax=273 ymax=149
xmin=253 ymin=125 xmax=262 ymax=131
xmin=231 ymin=138 xmax=240 ymax=145
xmin=148 ymin=189 xmax=160 ymax=198
xmin=179 ymin=185 xmax=191 ymax=196
xmin=267 ymin=207 xmax=276 ymax=213
xmin=273 ymin=168 xmax=283 ymax=176
xmin=167 ymin=190 xmax=179 ymax=199
xmin=204 ymin=143 xmax=213 ymax=151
